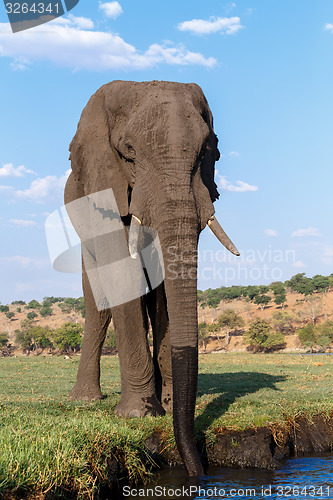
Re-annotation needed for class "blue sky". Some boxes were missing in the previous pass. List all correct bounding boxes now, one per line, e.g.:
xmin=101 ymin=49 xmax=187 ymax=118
xmin=0 ymin=0 xmax=332 ymax=303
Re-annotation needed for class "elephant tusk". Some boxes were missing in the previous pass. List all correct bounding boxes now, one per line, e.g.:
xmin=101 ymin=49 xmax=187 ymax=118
xmin=208 ymin=216 xmax=240 ymax=256
xmin=132 ymin=215 xmax=142 ymax=225
xmin=128 ymin=215 xmax=142 ymax=259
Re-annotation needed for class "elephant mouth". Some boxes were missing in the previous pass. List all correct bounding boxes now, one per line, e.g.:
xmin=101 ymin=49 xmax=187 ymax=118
xmin=129 ymin=213 xmax=240 ymax=257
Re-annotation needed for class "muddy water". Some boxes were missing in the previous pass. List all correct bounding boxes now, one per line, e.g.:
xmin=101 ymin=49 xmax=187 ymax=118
xmin=120 ymin=455 xmax=333 ymax=499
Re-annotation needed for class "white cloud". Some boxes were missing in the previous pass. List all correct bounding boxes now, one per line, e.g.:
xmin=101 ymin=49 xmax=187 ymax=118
xmin=178 ymin=16 xmax=243 ymax=36
xmin=0 ymin=163 xmax=36 ymax=177
xmin=0 ymin=17 xmax=215 ymax=71
xmin=228 ymin=151 xmax=240 ymax=157
xmin=217 ymin=174 xmax=258 ymax=192
xmin=14 ymin=170 xmax=70 ymax=203
xmin=324 ymin=23 xmax=333 ymax=33
xmin=9 ymin=219 xmax=37 ymax=227
xmin=99 ymin=1 xmax=123 ymax=19
xmin=265 ymin=229 xmax=278 ymax=237
xmin=292 ymin=260 xmax=306 ymax=268
xmin=291 ymin=227 xmax=321 ymax=238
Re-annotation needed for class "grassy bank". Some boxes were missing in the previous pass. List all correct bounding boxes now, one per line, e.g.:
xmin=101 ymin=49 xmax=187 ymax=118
xmin=0 ymin=353 xmax=333 ymax=498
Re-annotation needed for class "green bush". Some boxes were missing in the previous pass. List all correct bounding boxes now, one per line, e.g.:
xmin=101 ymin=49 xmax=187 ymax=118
xmin=5 ymin=312 xmax=15 ymax=320
xmin=0 ymin=305 xmax=9 ymax=313
xmin=26 ymin=312 xmax=38 ymax=320
xmin=296 ymin=324 xmax=316 ymax=348
xmin=218 ymin=309 xmax=245 ymax=332
xmin=15 ymin=326 xmax=51 ymax=352
xmin=39 ymin=306 xmax=52 ymax=317
xmin=26 ymin=300 xmax=41 ymax=309
xmin=0 ymin=332 xmax=9 ymax=347
xmin=52 ymin=323 xmax=83 ymax=353
xmin=244 ymin=319 xmax=285 ymax=353
xmin=105 ymin=328 xmax=117 ymax=349
xmin=271 ymin=311 xmax=295 ymax=335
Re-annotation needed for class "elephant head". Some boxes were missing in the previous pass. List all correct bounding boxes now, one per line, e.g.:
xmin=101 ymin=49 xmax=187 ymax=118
xmin=65 ymin=81 xmax=239 ymax=476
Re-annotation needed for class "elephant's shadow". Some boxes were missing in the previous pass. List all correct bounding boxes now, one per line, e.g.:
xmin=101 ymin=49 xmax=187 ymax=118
xmin=195 ymin=371 xmax=286 ymax=432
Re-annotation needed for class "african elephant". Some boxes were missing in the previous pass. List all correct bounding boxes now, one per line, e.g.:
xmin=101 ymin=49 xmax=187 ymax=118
xmin=64 ymin=80 xmax=239 ymax=476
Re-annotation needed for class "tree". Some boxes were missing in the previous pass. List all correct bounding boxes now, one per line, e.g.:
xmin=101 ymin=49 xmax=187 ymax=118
xmin=270 ymin=282 xmax=287 ymax=308
xmin=6 ymin=312 xmax=15 ymax=320
xmin=52 ymin=322 xmax=83 ymax=353
xmin=40 ymin=306 xmax=52 ymax=317
xmin=0 ymin=332 xmax=9 ymax=347
xmin=244 ymin=286 xmax=261 ymax=301
xmin=26 ymin=300 xmax=41 ymax=309
xmin=218 ymin=309 xmax=245 ymax=346
xmin=296 ymin=324 xmax=316 ymax=349
xmin=271 ymin=311 xmax=295 ymax=335
xmin=11 ymin=300 xmax=25 ymax=305
xmin=0 ymin=305 xmax=9 ymax=313
xmin=17 ymin=307 xmax=22 ymax=313
xmin=285 ymin=273 xmax=314 ymax=296
xmin=26 ymin=312 xmax=38 ymax=320
xmin=105 ymin=327 xmax=117 ymax=350
xmin=244 ymin=319 xmax=285 ymax=353
xmin=15 ymin=325 xmax=52 ymax=352
xmin=274 ymin=291 xmax=287 ymax=308
xmin=315 ymin=321 xmax=333 ymax=349
xmin=312 ymin=275 xmax=330 ymax=293
xmin=254 ymin=294 xmax=271 ymax=311
xmin=198 ymin=321 xmax=219 ymax=349
xmin=297 ymin=296 xmax=323 ymax=325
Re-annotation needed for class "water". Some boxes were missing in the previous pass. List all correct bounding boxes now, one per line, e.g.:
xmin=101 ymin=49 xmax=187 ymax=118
xmin=121 ymin=456 xmax=333 ymax=499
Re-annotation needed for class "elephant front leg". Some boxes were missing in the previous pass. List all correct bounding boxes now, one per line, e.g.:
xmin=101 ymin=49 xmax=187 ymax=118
xmin=69 ymin=263 xmax=111 ymax=401
xmin=112 ymin=297 xmax=165 ymax=417
xmin=147 ymin=284 xmax=173 ymax=413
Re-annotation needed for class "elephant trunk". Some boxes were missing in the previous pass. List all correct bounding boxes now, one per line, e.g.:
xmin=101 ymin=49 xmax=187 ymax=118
xmin=155 ymin=206 xmax=204 ymax=476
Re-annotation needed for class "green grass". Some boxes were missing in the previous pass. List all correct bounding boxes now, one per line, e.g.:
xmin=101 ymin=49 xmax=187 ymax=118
xmin=1 ymin=353 xmax=333 ymax=497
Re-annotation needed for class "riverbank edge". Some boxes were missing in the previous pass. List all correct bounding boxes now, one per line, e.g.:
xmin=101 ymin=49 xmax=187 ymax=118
xmin=3 ymin=413 xmax=332 ymax=500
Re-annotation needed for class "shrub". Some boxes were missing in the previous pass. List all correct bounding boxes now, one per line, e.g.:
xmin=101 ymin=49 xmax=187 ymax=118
xmin=218 ymin=309 xmax=245 ymax=333
xmin=296 ymin=324 xmax=316 ymax=348
xmin=52 ymin=323 xmax=83 ymax=353
xmin=27 ymin=312 xmax=38 ymax=320
xmin=15 ymin=326 xmax=52 ymax=351
xmin=271 ymin=311 xmax=295 ymax=335
xmin=40 ymin=306 xmax=53 ymax=317
xmin=244 ymin=319 xmax=285 ymax=353
xmin=11 ymin=300 xmax=26 ymax=305
xmin=105 ymin=328 xmax=117 ymax=350
xmin=0 ymin=305 xmax=9 ymax=313
xmin=0 ymin=332 xmax=9 ymax=347
xmin=26 ymin=300 xmax=41 ymax=309
xmin=6 ymin=312 xmax=15 ymax=320
xmin=17 ymin=307 xmax=21 ymax=313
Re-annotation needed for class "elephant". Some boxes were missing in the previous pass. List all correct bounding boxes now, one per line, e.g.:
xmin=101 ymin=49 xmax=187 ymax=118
xmin=64 ymin=80 xmax=239 ymax=477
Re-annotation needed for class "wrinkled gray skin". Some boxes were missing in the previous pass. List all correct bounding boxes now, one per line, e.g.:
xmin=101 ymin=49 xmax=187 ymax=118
xmin=65 ymin=81 xmax=222 ymax=476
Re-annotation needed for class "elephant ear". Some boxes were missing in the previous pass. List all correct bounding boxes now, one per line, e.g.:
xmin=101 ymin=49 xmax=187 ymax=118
xmin=68 ymin=89 xmax=130 ymax=216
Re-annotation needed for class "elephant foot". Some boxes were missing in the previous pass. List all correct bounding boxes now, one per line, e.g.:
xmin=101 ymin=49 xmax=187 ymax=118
xmin=69 ymin=383 xmax=104 ymax=401
xmin=115 ymin=394 xmax=165 ymax=418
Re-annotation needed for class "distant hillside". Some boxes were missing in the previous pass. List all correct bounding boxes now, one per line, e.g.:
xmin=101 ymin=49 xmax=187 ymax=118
xmin=1 ymin=272 xmax=333 ymax=354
